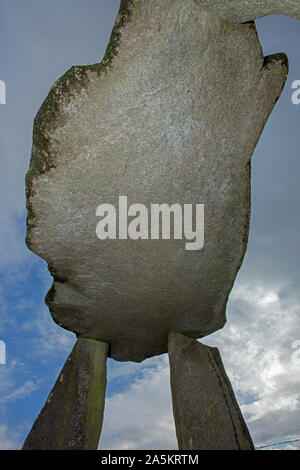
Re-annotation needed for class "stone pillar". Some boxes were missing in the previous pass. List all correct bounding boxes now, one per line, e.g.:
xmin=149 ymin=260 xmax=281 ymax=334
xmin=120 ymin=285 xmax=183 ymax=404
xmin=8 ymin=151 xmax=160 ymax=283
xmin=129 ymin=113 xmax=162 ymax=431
xmin=168 ymin=331 xmax=254 ymax=450
xmin=22 ymin=337 xmax=109 ymax=450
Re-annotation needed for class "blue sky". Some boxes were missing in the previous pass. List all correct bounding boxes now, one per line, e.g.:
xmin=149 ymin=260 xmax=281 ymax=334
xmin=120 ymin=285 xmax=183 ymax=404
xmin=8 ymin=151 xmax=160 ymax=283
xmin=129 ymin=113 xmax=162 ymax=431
xmin=0 ymin=1 xmax=300 ymax=450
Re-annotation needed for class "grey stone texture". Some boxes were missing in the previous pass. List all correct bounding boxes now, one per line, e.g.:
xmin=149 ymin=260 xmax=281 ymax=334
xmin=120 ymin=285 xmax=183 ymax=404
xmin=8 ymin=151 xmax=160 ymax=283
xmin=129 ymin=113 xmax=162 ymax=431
xmin=22 ymin=338 xmax=109 ymax=450
xmin=26 ymin=0 xmax=288 ymax=362
xmin=168 ymin=331 xmax=254 ymax=450
xmin=195 ymin=0 xmax=300 ymax=22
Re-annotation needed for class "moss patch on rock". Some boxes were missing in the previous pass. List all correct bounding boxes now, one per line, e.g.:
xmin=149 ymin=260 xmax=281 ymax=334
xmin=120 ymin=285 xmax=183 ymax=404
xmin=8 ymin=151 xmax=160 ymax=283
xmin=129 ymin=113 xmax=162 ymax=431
xmin=25 ymin=0 xmax=136 ymax=249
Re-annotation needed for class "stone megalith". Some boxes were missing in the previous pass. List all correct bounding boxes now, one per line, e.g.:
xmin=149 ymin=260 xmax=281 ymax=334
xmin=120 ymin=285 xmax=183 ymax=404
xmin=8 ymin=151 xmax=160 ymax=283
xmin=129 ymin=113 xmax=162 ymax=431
xmin=22 ymin=338 xmax=108 ymax=450
xmin=24 ymin=0 xmax=290 ymax=450
xmin=26 ymin=0 xmax=287 ymax=363
xmin=168 ymin=332 xmax=254 ymax=450
xmin=195 ymin=0 xmax=300 ymax=22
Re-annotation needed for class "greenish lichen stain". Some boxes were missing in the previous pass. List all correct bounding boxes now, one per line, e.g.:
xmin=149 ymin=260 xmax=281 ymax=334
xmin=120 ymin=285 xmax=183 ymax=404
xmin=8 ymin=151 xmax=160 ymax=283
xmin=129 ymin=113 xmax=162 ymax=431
xmin=56 ymin=342 xmax=79 ymax=449
xmin=39 ymin=338 xmax=108 ymax=450
xmin=101 ymin=0 xmax=135 ymax=68
xmin=262 ymin=53 xmax=288 ymax=109
xmin=263 ymin=52 xmax=288 ymax=74
xmin=25 ymin=0 xmax=136 ymax=250
xmin=84 ymin=339 xmax=109 ymax=448
xmin=57 ymin=338 xmax=108 ymax=449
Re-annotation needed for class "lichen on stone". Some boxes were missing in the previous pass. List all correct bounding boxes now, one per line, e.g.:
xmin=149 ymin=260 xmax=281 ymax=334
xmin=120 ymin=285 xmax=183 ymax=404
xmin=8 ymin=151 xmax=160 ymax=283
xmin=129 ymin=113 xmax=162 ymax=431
xmin=25 ymin=0 xmax=136 ymax=249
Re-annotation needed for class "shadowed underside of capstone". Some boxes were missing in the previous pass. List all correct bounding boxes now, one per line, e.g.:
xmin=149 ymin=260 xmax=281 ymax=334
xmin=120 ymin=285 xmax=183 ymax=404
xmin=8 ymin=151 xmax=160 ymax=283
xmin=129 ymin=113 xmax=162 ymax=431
xmin=25 ymin=0 xmax=288 ymax=363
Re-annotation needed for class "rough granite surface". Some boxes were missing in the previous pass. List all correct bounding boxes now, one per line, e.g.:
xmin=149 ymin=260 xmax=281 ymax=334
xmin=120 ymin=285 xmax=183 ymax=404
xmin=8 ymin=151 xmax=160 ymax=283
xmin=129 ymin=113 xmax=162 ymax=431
xmin=22 ymin=338 xmax=108 ymax=450
xmin=168 ymin=331 xmax=254 ymax=450
xmin=26 ymin=0 xmax=288 ymax=362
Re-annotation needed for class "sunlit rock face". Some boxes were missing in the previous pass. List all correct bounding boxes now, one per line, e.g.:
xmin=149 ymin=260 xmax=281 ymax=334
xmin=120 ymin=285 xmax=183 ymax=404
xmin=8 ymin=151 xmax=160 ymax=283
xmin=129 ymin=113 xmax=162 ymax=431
xmin=195 ymin=0 xmax=300 ymax=22
xmin=25 ymin=0 xmax=287 ymax=362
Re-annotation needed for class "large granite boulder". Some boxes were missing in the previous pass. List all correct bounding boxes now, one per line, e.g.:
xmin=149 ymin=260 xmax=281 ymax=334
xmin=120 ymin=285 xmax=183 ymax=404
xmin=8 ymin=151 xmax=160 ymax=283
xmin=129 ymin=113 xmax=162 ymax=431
xmin=26 ymin=0 xmax=287 ymax=362
xmin=195 ymin=0 xmax=300 ymax=22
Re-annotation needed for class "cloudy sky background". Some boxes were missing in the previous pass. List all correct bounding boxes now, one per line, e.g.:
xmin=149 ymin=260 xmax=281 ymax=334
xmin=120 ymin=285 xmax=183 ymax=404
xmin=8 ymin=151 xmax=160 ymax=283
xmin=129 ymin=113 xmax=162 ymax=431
xmin=0 ymin=0 xmax=300 ymax=450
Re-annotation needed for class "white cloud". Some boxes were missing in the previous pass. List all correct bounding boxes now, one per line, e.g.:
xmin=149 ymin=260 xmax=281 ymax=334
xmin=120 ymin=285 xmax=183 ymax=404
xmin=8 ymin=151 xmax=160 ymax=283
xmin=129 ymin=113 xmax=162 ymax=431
xmin=283 ymin=441 xmax=300 ymax=450
xmin=0 ymin=214 xmax=30 ymax=270
xmin=0 ymin=380 xmax=38 ymax=405
xmin=24 ymin=305 xmax=75 ymax=362
xmin=0 ymin=424 xmax=21 ymax=450
xmin=98 ymin=278 xmax=300 ymax=450
xmin=0 ymin=360 xmax=42 ymax=410
xmin=202 ymin=279 xmax=300 ymax=448
xmin=0 ymin=361 xmax=18 ymax=395
xmin=100 ymin=355 xmax=177 ymax=450
xmin=107 ymin=355 xmax=167 ymax=381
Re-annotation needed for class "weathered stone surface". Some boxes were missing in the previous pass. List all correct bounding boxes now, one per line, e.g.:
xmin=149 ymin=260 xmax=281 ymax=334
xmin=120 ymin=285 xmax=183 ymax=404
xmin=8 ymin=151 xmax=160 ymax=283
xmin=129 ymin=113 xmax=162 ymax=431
xmin=195 ymin=0 xmax=300 ymax=21
xmin=168 ymin=332 xmax=254 ymax=450
xmin=26 ymin=0 xmax=287 ymax=362
xmin=22 ymin=338 xmax=108 ymax=450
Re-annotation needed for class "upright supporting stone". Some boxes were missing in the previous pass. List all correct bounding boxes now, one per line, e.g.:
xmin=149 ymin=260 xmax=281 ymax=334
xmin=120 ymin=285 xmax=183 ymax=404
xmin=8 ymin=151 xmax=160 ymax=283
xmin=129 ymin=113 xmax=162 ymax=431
xmin=22 ymin=338 xmax=109 ymax=450
xmin=168 ymin=332 xmax=254 ymax=450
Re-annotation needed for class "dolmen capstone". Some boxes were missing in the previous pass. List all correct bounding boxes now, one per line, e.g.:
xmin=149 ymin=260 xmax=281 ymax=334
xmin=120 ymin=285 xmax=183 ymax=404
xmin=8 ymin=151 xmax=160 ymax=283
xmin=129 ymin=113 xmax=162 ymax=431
xmin=23 ymin=0 xmax=297 ymax=450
